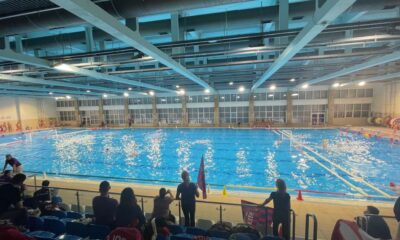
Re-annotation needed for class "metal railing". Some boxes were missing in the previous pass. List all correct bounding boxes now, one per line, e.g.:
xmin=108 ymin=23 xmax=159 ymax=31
xmin=305 ymin=213 xmax=318 ymax=240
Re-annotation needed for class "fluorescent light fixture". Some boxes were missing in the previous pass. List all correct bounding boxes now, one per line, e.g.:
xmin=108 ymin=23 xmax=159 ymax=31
xmin=229 ymin=81 xmax=234 ymax=86
xmin=332 ymin=83 xmax=340 ymax=88
xmin=340 ymin=83 xmax=347 ymax=87
xmin=301 ymin=84 xmax=309 ymax=89
xmin=161 ymin=98 xmax=166 ymax=102
xmin=358 ymin=81 xmax=366 ymax=86
xmin=291 ymin=93 xmax=299 ymax=96
xmin=48 ymin=92 xmax=53 ymax=95
xmin=123 ymin=92 xmax=129 ymax=97
xmin=128 ymin=87 xmax=132 ymax=91
xmin=221 ymin=96 xmax=225 ymax=99
xmin=176 ymin=85 xmax=180 ymax=88
xmin=149 ymin=91 xmax=155 ymax=96
xmin=268 ymin=94 xmax=274 ymax=97
xmin=86 ymin=90 xmax=91 ymax=93
xmin=238 ymin=86 xmax=245 ymax=92
xmin=290 ymin=78 xmax=296 ymax=82
xmin=103 ymin=94 xmax=108 ymax=98
xmin=177 ymin=89 xmax=185 ymax=95
xmin=204 ymin=89 xmax=210 ymax=94
xmin=236 ymin=96 xmax=240 ymax=99
xmin=175 ymin=98 xmax=180 ymax=101
xmin=54 ymin=63 xmax=73 ymax=72
xmin=204 ymin=97 xmax=209 ymax=100
xmin=66 ymin=95 xmax=71 ymax=99
xmin=269 ymin=85 xmax=276 ymax=90
xmin=54 ymin=97 xmax=60 ymax=100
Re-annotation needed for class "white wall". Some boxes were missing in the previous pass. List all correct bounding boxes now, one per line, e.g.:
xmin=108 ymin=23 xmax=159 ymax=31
xmin=0 ymin=97 xmax=18 ymax=121
xmin=372 ymin=80 xmax=400 ymax=117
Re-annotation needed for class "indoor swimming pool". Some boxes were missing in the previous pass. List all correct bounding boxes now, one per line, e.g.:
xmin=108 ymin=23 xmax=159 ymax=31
xmin=0 ymin=128 xmax=398 ymax=200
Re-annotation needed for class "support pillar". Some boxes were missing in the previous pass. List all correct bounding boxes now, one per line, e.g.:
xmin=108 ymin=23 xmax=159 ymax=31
xmin=99 ymin=98 xmax=104 ymax=126
xmin=277 ymin=0 xmax=289 ymax=45
xmin=214 ymin=95 xmax=220 ymax=127
xmin=0 ymin=37 xmax=10 ymax=50
xmin=327 ymin=88 xmax=335 ymax=126
xmin=286 ymin=91 xmax=293 ymax=126
xmin=124 ymin=97 xmax=129 ymax=127
xmin=14 ymin=36 xmax=23 ymax=53
xmin=85 ymin=26 xmax=95 ymax=63
xmin=126 ymin=18 xmax=139 ymax=32
xmin=152 ymin=96 xmax=159 ymax=127
xmin=182 ymin=95 xmax=188 ymax=127
xmin=249 ymin=93 xmax=255 ymax=127
xmin=15 ymin=97 xmax=22 ymax=131
xmin=171 ymin=12 xmax=184 ymax=57
xmin=73 ymin=98 xmax=81 ymax=127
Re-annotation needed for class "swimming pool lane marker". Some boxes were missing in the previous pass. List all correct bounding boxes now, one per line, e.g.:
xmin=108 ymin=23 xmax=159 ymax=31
xmin=50 ymin=130 xmax=90 ymax=138
xmin=278 ymin=129 xmax=392 ymax=198
xmin=0 ymin=140 xmax=24 ymax=147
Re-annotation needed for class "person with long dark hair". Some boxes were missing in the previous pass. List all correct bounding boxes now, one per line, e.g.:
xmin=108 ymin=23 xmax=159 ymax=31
xmin=115 ymin=187 xmax=146 ymax=230
xmin=152 ymin=188 xmax=175 ymax=223
xmin=176 ymin=171 xmax=199 ymax=227
xmin=259 ymin=179 xmax=291 ymax=240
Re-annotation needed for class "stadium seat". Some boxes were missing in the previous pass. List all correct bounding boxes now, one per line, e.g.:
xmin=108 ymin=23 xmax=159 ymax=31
xmin=229 ymin=233 xmax=257 ymax=240
xmin=59 ymin=203 xmax=71 ymax=212
xmin=66 ymin=221 xmax=88 ymax=238
xmin=186 ymin=226 xmax=207 ymax=236
xmin=27 ymin=230 xmax=56 ymax=240
xmin=56 ymin=234 xmax=83 ymax=240
xmin=259 ymin=236 xmax=282 ymax=240
xmin=145 ymin=212 xmax=152 ymax=220
xmin=71 ymin=204 xmax=84 ymax=213
xmin=170 ymin=233 xmax=193 ymax=240
xmin=84 ymin=205 xmax=93 ymax=214
xmin=44 ymin=218 xmax=66 ymax=236
xmin=88 ymin=224 xmax=110 ymax=239
xmin=48 ymin=210 xmax=67 ymax=219
xmin=66 ymin=211 xmax=83 ymax=219
xmin=208 ymin=230 xmax=231 ymax=239
xmin=196 ymin=219 xmax=213 ymax=230
xmin=28 ymin=216 xmax=44 ymax=231
xmin=167 ymin=224 xmax=185 ymax=235
xmin=221 ymin=221 xmax=233 ymax=228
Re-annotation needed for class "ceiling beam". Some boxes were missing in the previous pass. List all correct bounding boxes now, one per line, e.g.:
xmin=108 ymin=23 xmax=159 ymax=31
xmin=0 ymin=73 xmax=123 ymax=94
xmin=50 ymin=0 xmax=216 ymax=93
xmin=342 ymin=71 xmax=400 ymax=87
xmin=294 ymin=51 xmax=400 ymax=88
xmin=251 ymin=0 xmax=356 ymax=91
xmin=0 ymin=84 xmax=101 ymax=96
xmin=0 ymin=90 xmax=64 ymax=97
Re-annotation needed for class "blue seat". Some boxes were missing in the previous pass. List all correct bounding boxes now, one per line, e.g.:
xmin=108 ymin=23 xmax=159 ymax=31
xmin=171 ymin=233 xmax=193 ymax=240
xmin=42 ymin=215 xmax=59 ymax=220
xmin=168 ymin=224 xmax=185 ymax=235
xmin=44 ymin=218 xmax=66 ymax=236
xmin=27 ymin=230 xmax=56 ymax=240
xmin=259 ymin=236 xmax=282 ymax=240
xmin=47 ymin=210 xmax=67 ymax=219
xmin=208 ymin=230 xmax=231 ymax=239
xmin=229 ymin=233 xmax=255 ymax=240
xmin=88 ymin=224 xmax=110 ymax=239
xmin=186 ymin=227 xmax=207 ymax=236
xmin=66 ymin=221 xmax=88 ymax=238
xmin=56 ymin=234 xmax=83 ymax=240
xmin=85 ymin=213 xmax=95 ymax=219
xmin=66 ymin=211 xmax=83 ymax=220
xmin=28 ymin=216 xmax=44 ymax=231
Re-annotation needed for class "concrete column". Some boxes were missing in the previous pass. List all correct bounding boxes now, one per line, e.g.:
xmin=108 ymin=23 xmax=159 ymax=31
xmin=278 ymin=0 xmax=289 ymax=44
xmin=152 ymin=96 xmax=159 ymax=127
xmin=126 ymin=18 xmax=139 ymax=32
xmin=214 ymin=95 xmax=220 ymax=127
xmin=171 ymin=12 xmax=184 ymax=56
xmin=85 ymin=26 xmax=95 ymax=63
xmin=327 ymin=88 xmax=336 ymax=126
xmin=99 ymin=40 xmax=107 ymax=62
xmin=15 ymin=97 xmax=22 ymax=131
xmin=0 ymin=37 xmax=10 ymax=49
xmin=182 ymin=95 xmax=188 ymax=127
xmin=73 ymin=98 xmax=81 ymax=126
xmin=14 ymin=36 xmax=23 ymax=53
xmin=124 ymin=97 xmax=129 ymax=127
xmin=248 ymin=93 xmax=255 ymax=127
xmin=99 ymin=98 xmax=104 ymax=125
xmin=286 ymin=91 xmax=293 ymax=126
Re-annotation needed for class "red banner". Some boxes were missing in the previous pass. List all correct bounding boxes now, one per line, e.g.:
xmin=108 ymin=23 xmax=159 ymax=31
xmin=241 ymin=200 xmax=273 ymax=234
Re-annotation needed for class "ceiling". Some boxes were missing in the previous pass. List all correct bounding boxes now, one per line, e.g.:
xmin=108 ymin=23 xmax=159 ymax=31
xmin=0 ymin=0 xmax=399 ymax=97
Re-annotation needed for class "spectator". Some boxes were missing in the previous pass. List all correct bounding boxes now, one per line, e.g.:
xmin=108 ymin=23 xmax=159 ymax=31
xmin=364 ymin=206 xmax=391 ymax=239
xmin=3 ymin=154 xmax=23 ymax=174
xmin=394 ymin=196 xmax=400 ymax=222
xmin=176 ymin=170 xmax=199 ymax=227
xmin=0 ymin=174 xmax=28 ymax=227
xmin=259 ymin=179 xmax=290 ymax=240
xmin=152 ymin=188 xmax=175 ymax=223
xmin=93 ymin=181 xmax=118 ymax=228
xmin=0 ymin=170 xmax=12 ymax=184
xmin=115 ymin=187 xmax=145 ymax=230
xmin=33 ymin=180 xmax=51 ymax=203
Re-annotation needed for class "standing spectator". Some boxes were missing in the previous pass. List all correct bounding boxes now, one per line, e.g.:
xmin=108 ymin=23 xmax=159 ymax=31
xmin=259 ymin=179 xmax=291 ymax=240
xmin=152 ymin=188 xmax=175 ymax=223
xmin=3 ymin=154 xmax=23 ymax=174
xmin=0 ymin=170 xmax=12 ymax=184
xmin=394 ymin=196 xmax=400 ymax=222
xmin=0 ymin=174 xmax=28 ymax=227
xmin=34 ymin=180 xmax=51 ymax=203
xmin=115 ymin=187 xmax=145 ymax=230
xmin=176 ymin=171 xmax=199 ymax=227
xmin=364 ymin=206 xmax=391 ymax=239
xmin=93 ymin=181 xmax=118 ymax=228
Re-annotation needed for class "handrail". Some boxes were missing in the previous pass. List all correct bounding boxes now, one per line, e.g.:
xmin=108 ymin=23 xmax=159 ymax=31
xmin=305 ymin=213 xmax=318 ymax=240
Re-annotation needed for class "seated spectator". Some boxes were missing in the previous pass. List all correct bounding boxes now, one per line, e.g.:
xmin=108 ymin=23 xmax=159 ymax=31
xmin=115 ymin=187 xmax=145 ymax=230
xmin=151 ymin=188 xmax=175 ymax=223
xmin=364 ymin=206 xmax=391 ymax=239
xmin=394 ymin=196 xmax=400 ymax=222
xmin=51 ymin=188 xmax=63 ymax=207
xmin=0 ymin=170 xmax=12 ymax=184
xmin=0 ymin=174 xmax=28 ymax=227
xmin=107 ymin=227 xmax=142 ymax=240
xmin=143 ymin=217 xmax=171 ymax=240
xmin=93 ymin=181 xmax=118 ymax=228
xmin=34 ymin=180 xmax=51 ymax=203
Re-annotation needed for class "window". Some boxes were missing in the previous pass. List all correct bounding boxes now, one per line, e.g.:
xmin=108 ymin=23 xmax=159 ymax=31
xmin=254 ymin=105 xmax=286 ymax=123
xmin=56 ymin=100 xmax=75 ymax=107
xmin=293 ymin=105 xmax=327 ymax=123
xmin=187 ymin=95 xmax=214 ymax=103
xmin=334 ymin=104 xmax=370 ymax=118
xmin=157 ymin=96 xmax=182 ymax=104
xmin=188 ymin=108 xmax=214 ymax=124
xmin=103 ymin=98 xmax=124 ymax=106
xmin=80 ymin=110 xmax=100 ymax=125
xmin=219 ymin=107 xmax=249 ymax=124
xmin=335 ymin=89 xmax=373 ymax=98
xmin=128 ymin=97 xmax=152 ymax=105
xmin=219 ymin=93 xmax=250 ymax=102
xmin=104 ymin=110 xmax=125 ymax=125
xmin=158 ymin=108 xmax=182 ymax=124
xmin=59 ymin=111 xmax=76 ymax=121
xmin=128 ymin=109 xmax=152 ymax=124
xmin=79 ymin=99 xmax=99 ymax=106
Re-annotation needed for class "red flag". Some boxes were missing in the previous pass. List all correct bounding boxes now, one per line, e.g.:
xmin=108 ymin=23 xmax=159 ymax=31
xmin=197 ymin=155 xmax=207 ymax=199
xmin=241 ymin=200 xmax=274 ymax=235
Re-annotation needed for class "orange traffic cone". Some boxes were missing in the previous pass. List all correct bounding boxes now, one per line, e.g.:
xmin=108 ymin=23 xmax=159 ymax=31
xmin=296 ymin=190 xmax=304 ymax=201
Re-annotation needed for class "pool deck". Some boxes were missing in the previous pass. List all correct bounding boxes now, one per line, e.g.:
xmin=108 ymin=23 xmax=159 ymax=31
xmin=25 ymin=176 xmax=398 ymax=240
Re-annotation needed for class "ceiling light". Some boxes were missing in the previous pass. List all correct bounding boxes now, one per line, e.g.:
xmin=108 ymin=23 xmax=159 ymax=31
xmin=340 ymin=83 xmax=346 ymax=87
xmin=128 ymin=87 xmax=132 ymax=91
xmin=332 ymin=83 xmax=340 ymax=88
xmin=123 ymin=92 xmax=129 ymax=97
xmin=238 ymin=86 xmax=245 ymax=92
xmin=290 ymin=78 xmax=296 ymax=82
xmin=204 ymin=89 xmax=210 ymax=94
xmin=54 ymin=97 xmax=60 ymax=100
xmin=54 ymin=63 xmax=73 ymax=72
xmin=66 ymin=95 xmax=71 ymax=99
xmin=48 ymin=92 xmax=53 ymax=95
xmin=103 ymin=94 xmax=108 ymax=98
xmin=358 ymin=81 xmax=366 ymax=86
xmin=86 ymin=90 xmax=91 ymax=93
xmin=177 ymin=89 xmax=185 ymax=95
xmin=268 ymin=94 xmax=274 ymax=97
xmin=149 ymin=91 xmax=155 ymax=96
xmin=161 ymin=99 xmax=166 ymax=102
xmin=301 ymin=84 xmax=309 ymax=89
xmin=291 ymin=93 xmax=299 ymax=96
xmin=237 ymin=96 xmax=240 ymax=99
xmin=229 ymin=81 xmax=234 ymax=86
xmin=176 ymin=85 xmax=180 ymax=88
xmin=269 ymin=85 xmax=276 ymax=90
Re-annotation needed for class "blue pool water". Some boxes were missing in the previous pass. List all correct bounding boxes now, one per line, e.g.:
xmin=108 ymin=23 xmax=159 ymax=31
xmin=0 ymin=128 xmax=398 ymax=199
